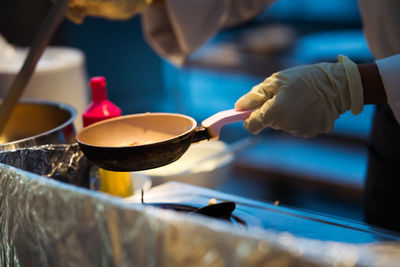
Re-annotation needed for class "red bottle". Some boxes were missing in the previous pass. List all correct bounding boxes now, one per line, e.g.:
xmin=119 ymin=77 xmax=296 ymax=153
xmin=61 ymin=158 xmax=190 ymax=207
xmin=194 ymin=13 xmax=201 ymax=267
xmin=82 ymin=76 xmax=121 ymax=127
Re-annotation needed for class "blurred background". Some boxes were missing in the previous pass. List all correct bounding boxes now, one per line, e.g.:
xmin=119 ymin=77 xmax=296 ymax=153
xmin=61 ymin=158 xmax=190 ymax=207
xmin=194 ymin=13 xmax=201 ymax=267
xmin=0 ymin=0 xmax=374 ymax=221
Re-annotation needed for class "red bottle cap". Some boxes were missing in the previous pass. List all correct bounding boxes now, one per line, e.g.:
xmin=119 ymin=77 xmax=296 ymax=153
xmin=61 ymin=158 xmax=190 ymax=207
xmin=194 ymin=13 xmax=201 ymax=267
xmin=82 ymin=76 xmax=121 ymax=127
xmin=90 ymin=76 xmax=107 ymax=101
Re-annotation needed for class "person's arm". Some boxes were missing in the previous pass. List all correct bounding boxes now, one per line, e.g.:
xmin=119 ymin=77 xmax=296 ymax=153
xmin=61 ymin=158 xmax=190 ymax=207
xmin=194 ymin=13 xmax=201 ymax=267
xmin=235 ymin=55 xmax=400 ymax=138
xmin=358 ymin=63 xmax=387 ymax=104
xmin=235 ymin=55 xmax=364 ymax=137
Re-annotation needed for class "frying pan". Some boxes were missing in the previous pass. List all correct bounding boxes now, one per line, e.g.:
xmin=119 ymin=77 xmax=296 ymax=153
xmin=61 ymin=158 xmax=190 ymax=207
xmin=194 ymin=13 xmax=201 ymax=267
xmin=76 ymin=109 xmax=252 ymax=171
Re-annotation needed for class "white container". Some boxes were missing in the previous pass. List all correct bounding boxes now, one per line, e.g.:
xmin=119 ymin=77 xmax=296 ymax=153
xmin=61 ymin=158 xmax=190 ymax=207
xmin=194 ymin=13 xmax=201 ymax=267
xmin=0 ymin=39 xmax=89 ymax=130
xmin=139 ymin=140 xmax=234 ymax=189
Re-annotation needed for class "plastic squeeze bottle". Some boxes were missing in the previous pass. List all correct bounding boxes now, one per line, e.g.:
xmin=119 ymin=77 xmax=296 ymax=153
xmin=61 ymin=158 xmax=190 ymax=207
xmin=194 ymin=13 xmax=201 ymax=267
xmin=83 ymin=76 xmax=133 ymax=197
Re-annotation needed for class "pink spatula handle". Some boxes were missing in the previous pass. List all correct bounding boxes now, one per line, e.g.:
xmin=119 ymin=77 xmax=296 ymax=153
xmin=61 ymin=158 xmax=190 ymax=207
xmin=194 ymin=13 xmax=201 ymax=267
xmin=201 ymin=109 xmax=253 ymax=139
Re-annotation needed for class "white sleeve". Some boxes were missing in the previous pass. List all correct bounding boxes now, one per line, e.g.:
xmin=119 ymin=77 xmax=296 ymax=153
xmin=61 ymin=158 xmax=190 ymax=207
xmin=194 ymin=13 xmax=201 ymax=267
xmin=141 ymin=0 xmax=274 ymax=66
xmin=376 ymin=54 xmax=400 ymax=124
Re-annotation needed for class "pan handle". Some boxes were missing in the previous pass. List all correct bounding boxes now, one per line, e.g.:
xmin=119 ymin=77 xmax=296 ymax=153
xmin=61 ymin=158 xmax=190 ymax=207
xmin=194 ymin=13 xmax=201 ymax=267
xmin=192 ymin=126 xmax=210 ymax=143
xmin=201 ymin=109 xmax=253 ymax=139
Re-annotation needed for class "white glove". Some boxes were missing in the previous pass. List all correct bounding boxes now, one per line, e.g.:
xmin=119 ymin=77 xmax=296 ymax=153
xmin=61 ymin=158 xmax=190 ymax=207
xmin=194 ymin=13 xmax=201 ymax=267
xmin=235 ymin=55 xmax=364 ymax=137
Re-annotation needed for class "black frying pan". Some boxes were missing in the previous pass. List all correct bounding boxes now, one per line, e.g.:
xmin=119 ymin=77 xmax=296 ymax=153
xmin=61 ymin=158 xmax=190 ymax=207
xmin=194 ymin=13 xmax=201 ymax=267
xmin=75 ymin=109 xmax=252 ymax=172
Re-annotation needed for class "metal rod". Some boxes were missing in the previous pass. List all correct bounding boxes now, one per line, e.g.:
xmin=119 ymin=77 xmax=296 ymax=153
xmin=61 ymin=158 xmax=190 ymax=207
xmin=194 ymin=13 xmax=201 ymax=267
xmin=0 ymin=0 xmax=72 ymax=135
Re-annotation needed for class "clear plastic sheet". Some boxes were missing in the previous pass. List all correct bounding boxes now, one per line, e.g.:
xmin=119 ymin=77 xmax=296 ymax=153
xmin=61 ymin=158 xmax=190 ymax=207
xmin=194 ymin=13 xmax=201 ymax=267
xmin=1 ymin=145 xmax=400 ymax=266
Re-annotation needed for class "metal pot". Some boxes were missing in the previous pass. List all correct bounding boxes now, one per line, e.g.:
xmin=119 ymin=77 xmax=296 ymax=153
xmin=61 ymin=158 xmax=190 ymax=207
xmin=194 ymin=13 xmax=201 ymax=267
xmin=0 ymin=99 xmax=77 ymax=151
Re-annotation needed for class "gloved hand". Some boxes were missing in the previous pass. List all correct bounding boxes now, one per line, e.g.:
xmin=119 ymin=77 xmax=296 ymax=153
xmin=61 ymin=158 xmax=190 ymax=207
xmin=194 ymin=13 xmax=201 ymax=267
xmin=235 ymin=55 xmax=364 ymax=138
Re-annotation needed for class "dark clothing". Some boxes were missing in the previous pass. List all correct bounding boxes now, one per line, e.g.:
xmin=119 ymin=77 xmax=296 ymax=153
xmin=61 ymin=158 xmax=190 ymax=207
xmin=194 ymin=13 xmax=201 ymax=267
xmin=365 ymin=104 xmax=400 ymax=231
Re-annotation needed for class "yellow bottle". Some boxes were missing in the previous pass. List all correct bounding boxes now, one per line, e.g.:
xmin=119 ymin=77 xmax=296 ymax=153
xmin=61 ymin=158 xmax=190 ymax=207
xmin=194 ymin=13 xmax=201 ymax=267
xmin=99 ymin=169 xmax=133 ymax=197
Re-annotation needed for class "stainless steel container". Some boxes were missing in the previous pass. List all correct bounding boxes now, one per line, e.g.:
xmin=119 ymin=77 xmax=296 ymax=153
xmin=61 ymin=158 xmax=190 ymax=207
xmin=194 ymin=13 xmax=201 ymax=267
xmin=0 ymin=99 xmax=77 ymax=151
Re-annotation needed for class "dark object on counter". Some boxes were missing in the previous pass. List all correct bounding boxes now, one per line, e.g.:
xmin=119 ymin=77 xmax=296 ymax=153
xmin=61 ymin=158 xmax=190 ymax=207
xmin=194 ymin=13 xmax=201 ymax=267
xmin=365 ymin=104 xmax=400 ymax=232
xmin=144 ymin=201 xmax=246 ymax=227
xmin=0 ymin=143 xmax=91 ymax=188
xmin=192 ymin=201 xmax=236 ymax=218
xmin=76 ymin=109 xmax=251 ymax=171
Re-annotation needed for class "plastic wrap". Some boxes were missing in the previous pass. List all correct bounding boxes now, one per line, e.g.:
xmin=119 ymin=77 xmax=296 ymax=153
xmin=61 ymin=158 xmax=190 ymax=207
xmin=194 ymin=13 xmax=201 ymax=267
xmin=1 ymin=145 xmax=400 ymax=266
xmin=0 ymin=143 xmax=91 ymax=188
